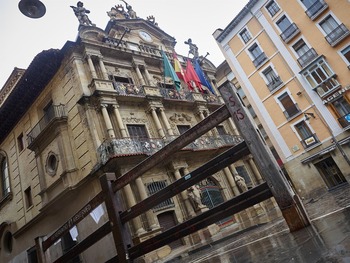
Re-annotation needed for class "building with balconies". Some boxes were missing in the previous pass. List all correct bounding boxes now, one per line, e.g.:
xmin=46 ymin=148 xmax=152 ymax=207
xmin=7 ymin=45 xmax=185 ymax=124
xmin=0 ymin=3 xmax=275 ymax=263
xmin=214 ymin=0 xmax=350 ymax=200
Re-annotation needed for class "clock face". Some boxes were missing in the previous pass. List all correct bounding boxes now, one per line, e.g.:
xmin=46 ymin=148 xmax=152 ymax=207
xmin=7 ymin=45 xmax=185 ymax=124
xmin=139 ymin=31 xmax=153 ymax=42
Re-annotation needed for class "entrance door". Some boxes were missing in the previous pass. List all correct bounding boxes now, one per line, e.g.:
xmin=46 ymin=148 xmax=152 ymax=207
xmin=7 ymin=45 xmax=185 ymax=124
xmin=157 ymin=211 xmax=183 ymax=249
xmin=315 ymin=156 xmax=347 ymax=189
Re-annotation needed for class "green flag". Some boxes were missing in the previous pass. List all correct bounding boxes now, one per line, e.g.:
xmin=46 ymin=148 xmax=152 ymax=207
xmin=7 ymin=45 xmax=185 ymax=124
xmin=161 ymin=50 xmax=181 ymax=91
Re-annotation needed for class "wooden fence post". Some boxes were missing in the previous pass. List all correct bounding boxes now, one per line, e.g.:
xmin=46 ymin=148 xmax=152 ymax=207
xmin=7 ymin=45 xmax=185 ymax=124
xmin=218 ymin=81 xmax=310 ymax=231
xmin=100 ymin=173 xmax=133 ymax=262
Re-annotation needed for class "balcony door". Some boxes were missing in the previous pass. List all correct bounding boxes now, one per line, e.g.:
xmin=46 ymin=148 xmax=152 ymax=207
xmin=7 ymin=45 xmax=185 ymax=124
xmin=127 ymin=124 xmax=148 ymax=138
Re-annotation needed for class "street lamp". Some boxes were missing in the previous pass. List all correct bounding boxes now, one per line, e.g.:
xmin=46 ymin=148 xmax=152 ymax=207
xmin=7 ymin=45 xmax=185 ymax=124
xmin=18 ymin=0 xmax=46 ymax=19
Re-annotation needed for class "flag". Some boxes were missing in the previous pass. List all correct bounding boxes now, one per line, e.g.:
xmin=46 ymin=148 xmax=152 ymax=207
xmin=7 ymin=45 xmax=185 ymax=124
xmin=173 ymin=52 xmax=189 ymax=84
xmin=185 ymin=59 xmax=203 ymax=92
xmin=161 ymin=50 xmax=181 ymax=91
xmin=194 ymin=59 xmax=215 ymax=94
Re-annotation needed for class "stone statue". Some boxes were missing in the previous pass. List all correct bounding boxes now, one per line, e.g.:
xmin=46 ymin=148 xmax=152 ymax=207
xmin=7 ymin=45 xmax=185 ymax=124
xmin=235 ymin=174 xmax=248 ymax=192
xmin=147 ymin=15 xmax=158 ymax=26
xmin=70 ymin=2 xmax=94 ymax=26
xmin=120 ymin=0 xmax=137 ymax=19
xmin=187 ymin=185 xmax=206 ymax=211
xmin=184 ymin=38 xmax=199 ymax=58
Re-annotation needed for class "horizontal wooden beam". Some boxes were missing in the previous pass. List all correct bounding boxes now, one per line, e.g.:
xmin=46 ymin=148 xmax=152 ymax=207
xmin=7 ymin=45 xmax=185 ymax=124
xmin=129 ymin=182 xmax=273 ymax=259
xmin=120 ymin=141 xmax=249 ymax=223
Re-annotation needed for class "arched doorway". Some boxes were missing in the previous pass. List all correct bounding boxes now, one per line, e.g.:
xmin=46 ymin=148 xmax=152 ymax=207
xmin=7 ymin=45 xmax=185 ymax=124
xmin=198 ymin=177 xmax=234 ymax=226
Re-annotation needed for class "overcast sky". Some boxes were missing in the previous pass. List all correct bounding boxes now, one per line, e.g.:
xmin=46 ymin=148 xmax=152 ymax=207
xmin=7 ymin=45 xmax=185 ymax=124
xmin=0 ymin=0 xmax=248 ymax=88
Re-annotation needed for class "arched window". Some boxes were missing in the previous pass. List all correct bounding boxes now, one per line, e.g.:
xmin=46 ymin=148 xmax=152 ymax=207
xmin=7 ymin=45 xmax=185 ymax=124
xmin=0 ymin=154 xmax=10 ymax=198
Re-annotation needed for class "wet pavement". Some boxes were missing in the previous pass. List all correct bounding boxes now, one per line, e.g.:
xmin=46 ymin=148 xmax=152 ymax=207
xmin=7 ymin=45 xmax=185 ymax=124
xmin=163 ymin=184 xmax=350 ymax=263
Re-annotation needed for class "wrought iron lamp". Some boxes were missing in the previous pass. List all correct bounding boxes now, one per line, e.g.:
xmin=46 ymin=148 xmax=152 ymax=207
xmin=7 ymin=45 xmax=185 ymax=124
xmin=304 ymin=112 xmax=315 ymax=121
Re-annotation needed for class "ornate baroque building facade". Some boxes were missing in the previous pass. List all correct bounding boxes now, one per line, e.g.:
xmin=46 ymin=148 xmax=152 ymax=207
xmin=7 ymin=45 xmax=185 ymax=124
xmin=214 ymin=0 xmax=350 ymax=200
xmin=0 ymin=3 xmax=274 ymax=263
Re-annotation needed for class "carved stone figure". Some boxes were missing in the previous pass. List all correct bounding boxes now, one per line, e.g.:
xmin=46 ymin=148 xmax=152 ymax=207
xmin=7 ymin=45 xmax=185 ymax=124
xmin=147 ymin=15 xmax=158 ymax=26
xmin=187 ymin=185 xmax=206 ymax=211
xmin=70 ymin=2 xmax=94 ymax=26
xmin=235 ymin=174 xmax=248 ymax=192
xmin=120 ymin=0 xmax=137 ymax=19
xmin=184 ymin=38 xmax=199 ymax=58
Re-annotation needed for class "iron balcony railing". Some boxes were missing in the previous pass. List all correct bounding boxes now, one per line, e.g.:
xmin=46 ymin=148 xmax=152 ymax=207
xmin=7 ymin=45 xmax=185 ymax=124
xmin=297 ymin=48 xmax=318 ymax=68
xmin=113 ymin=82 xmax=146 ymax=97
xmin=98 ymin=134 xmax=243 ymax=164
xmin=27 ymin=104 xmax=67 ymax=145
xmin=280 ymin=23 xmax=300 ymax=43
xmin=305 ymin=0 xmax=328 ymax=20
xmin=325 ymin=24 xmax=350 ymax=47
xmin=300 ymin=133 xmax=320 ymax=149
xmin=252 ymin=52 xmax=268 ymax=68
xmin=282 ymin=103 xmax=301 ymax=120
xmin=266 ymin=76 xmax=283 ymax=92
xmin=338 ymin=112 xmax=350 ymax=128
xmin=160 ymin=88 xmax=188 ymax=101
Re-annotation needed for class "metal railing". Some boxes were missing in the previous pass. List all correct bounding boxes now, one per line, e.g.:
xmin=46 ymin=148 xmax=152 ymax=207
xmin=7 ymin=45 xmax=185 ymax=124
xmin=146 ymin=180 xmax=175 ymax=211
xmin=98 ymin=134 xmax=243 ymax=164
xmin=267 ymin=76 xmax=283 ymax=92
xmin=325 ymin=24 xmax=350 ymax=46
xmin=305 ymin=0 xmax=328 ymax=20
xmin=252 ymin=52 xmax=268 ymax=68
xmin=297 ymin=48 xmax=318 ymax=68
xmin=280 ymin=23 xmax=300 ymax=42
xmin=113 ymin=82 xmax=146 ymax=97
xmin=27 ymin=104 xmax=66 ymax=145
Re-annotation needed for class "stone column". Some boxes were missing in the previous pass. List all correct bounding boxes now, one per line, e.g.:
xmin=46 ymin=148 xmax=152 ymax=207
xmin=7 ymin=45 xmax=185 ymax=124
xmin=134 ymin=65 xmax=146 ymax=86
xmin=101 ymin=104 xmax=115 ymax=138
xmin=150 ymin=107 xmax=166 ymax=139
xmin=85 ymin=105 xmax=101 ymax=148
xmin=197 ymin=110 xmax=214 ymax=136
xmin=247 ymin=156 xmax=264 ymax=184
xmin=174 ymin=169 xmax=196 ymax=218
xmin=112 ymin=104 xmax=128 ymax=138
xmin=228 ymin=118 xmax=239 ymax=136
xmin=86 ymin=54 xmax=98 ymax=79
xmin=158 ymin=108 xmax=174 ymax=136
xmin=123 ymin=184 xmax=146 ymax=235
xmin=143 ymin=67 xmax=153 ymax=86
xmin=223 ymin=167 xmax=240 ymax=196
xmin=98 ymin=56 xmax=109 ymax=80
xmin=135 ymin=177 xmax=160 ymax=230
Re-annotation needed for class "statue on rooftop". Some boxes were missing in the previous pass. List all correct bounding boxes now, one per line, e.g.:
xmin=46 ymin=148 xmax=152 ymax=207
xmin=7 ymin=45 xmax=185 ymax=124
xmin=147 ymin=15 xmax=158 ymax=26
xmin=71 ymin=2 xmax=94 ymax=27
xmin=120 ymin=0 xmax=137 ymax=19
xmin=184 ymin=38 xmax=199 ymax=58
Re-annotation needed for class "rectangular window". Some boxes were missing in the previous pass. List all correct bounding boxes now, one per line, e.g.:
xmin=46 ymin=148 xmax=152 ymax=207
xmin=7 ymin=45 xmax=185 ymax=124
xmin=27 ymin=247 xmax=38 ymax=263
xmin=216 ymin=126 xmax=227 ymax=135
xmin=249 ymin=43 xmax=267 ymax=67
xmin=320 ymin=15 xmax=350 ymax=46
xmin=302 ymin=58 xmax=339 ymax=97
xmin=278 ymin=93 xmax=300 ymax=119
xmin=302 ymin=0 xmax=328 ymax=19
xmin=239 ymin=28 xmax=251 ymax=44
xmin=247 ymin=105 xmax=257 ymax=118
xmin=266 ymin=1 xmax=280 ymax=17
xmin=333 ymin=97 xmax=350 ymax=128
xmin=293 ymin=39 xmax=318 ymax=67
xmin=295 ymin=121 xmax=318 ymax=148
xmin=262 ymin=66 xmax=282 ymax=91
xmin=0 ymin=156 xmax=10 ymax=197
xmin=24 ymin=187 xmax=33 ymax=209
xmin=177 ymin=125 xmax=191 ymax=135
xmin=341 ymin=45 xmax=350 ymax=65
xmin=127 ymin=124 xmax=148 ymax=138
xmin=17 ymin=133 xmax=24 ymax=152
xmin=277 ymin=16 xmax=299 ymax=42
xmin=146 ymin=180 xmax=174 ymax=211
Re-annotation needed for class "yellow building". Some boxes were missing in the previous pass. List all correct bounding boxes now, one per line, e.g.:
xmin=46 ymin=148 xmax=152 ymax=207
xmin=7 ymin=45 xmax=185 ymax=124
xmin=214 ymin=0 xmax=350 ymax=200
xmin=0 ymin=4 xmax=273 ymax=262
